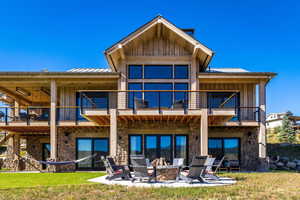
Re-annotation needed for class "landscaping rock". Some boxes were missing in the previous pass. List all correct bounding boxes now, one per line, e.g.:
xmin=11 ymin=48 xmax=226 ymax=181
xmin=280 ymin=157 xmax=289 ymax=164
xmin=286 ymin=161 xmax=297 ymax=169
xmin=276 ymin=162 xmax=285 ymax=167
xmin=269 ymin=164 xmax=277 ymax=170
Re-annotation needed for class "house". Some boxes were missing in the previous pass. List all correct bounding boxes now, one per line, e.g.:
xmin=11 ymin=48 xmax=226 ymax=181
xmin=0 ymin=16 xmax=276 ymax=171
xmin=267 ymin=112 xmax=300 ymax=131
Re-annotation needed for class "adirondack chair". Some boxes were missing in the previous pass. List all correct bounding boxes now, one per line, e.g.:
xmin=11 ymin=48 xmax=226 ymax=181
xmin=204 ymin=157 xmax=220 ymax=180
xmin=130 ymin=156 xmax=156 ymax=183
xmin=179 ymin=156 xmax=208 ymax=184
xmin=101 ymin=156 xmax=132 ymax=181
xmin=213 ymin=156 xmax=225 ymax=173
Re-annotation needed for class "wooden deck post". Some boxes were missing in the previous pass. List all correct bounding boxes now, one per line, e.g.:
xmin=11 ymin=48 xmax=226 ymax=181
xmin=190 ymin=58 xmax=198 ymax=109
xmin=200 ymin=108 xmax=208 ymax=156
xmin=258 ymin=81 xmax=267 ymax=159
xmin=50 ymin=80 xmax=57 ymax=160
xmin=110 ymin=108 xmax=117 ymax=157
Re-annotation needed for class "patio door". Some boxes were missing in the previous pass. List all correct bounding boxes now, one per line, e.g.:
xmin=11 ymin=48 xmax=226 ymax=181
xmin=76 ymin=138 xmax=109 ymax=170
xmin=145 ymin=135 xmax=172 ymax=163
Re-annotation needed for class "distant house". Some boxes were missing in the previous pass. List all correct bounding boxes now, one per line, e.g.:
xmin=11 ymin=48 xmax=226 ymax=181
xmin=266 ymin=112 xmax=300 ymax=131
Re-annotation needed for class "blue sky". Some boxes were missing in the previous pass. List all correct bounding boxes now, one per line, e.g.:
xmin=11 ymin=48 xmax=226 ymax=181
xmin=0 ymin=0 xmax=299 ymax=115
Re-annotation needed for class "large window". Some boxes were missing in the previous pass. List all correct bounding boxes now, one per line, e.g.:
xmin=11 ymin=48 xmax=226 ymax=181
xmin=174 ymin=65 xmax=189 ymax=79
xmin=128 ymin=65 xmax=189 ymax=79
xmin=129 ymin=134 xmax=188 ymax=164
xmin=208 ymin=138 xmax=240 ymax=161
xmin=144 ymin=65 xmax=173 ymax=79
xmin=128 ymin=83 xmax=188 ymax=109
xmin=76 ymin=92 xmax=109 ymax=121
xmin=76 ymin=138 xmax=109 ymax=170
xmin=144 ymin=83 xmax=173 ymax=108
xmin=128 ymin=65 xmax=142 ymax=79
xmin=207 ymin=92 xmax=240 ymax=108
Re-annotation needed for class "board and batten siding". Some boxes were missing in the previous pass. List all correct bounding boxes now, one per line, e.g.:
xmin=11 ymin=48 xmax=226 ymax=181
xmin=124 ymin=37 xmax=191 ymax=57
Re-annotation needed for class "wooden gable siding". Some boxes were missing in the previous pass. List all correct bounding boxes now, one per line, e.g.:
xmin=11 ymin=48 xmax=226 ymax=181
xmin=124 ymin=36 xmax=191 ymax=57
xmin=199 ymin=83 xmax=257 ymax=121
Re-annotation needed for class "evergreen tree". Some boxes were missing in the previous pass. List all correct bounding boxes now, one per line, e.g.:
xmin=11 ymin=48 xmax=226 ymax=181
xmin=277 ymin=115 xmax=296 ymax=143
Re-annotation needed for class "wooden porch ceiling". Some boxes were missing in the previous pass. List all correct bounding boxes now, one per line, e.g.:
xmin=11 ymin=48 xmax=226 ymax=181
xmin=0 ymin=125 xmax=50 ymax=133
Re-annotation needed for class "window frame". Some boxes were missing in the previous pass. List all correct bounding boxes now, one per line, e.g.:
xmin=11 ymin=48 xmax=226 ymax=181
xmin=208 ymin=137 xmax=241 ymax=162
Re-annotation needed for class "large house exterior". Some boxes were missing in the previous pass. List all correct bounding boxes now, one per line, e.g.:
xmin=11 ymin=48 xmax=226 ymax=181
xmin=0 ymin=16 xmax=276 ymax=171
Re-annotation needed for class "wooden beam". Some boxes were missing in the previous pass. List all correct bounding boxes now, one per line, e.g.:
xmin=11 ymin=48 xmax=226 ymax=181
xmin=118 ymin=44 xmax=126 ymax=60
xmin=200 ymin=109 xmax=208 ymax=156
xmin=0 ymin=87 xmax=32 ymax=105
xmin=50 ymin=80 xmax=57 ymax=160
xmin=259 ymin=81 xmax=266 ymax=158
xmin=157 ymin=23 xmax=162 ymax=38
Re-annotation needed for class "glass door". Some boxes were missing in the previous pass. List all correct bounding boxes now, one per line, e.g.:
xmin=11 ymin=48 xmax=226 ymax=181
xmin=174 ymin=135 xmax=188 ymax=162
xmin=93 ymin=138 xmax=109 ymax=170
xmin=76 ymin=138 xmax=109 ymax=170
xmin=145 ymin=135 xmax=157 ymax=161
xmin=144 ymin=135 xmax=173 ymax=163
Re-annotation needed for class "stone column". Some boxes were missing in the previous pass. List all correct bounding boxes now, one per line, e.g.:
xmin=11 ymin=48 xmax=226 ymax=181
xmin=110 ymin=108 xmax=118 ymax=157
xmin=200 ymin=108 xmax=208 ymax=156
xmin=7 ymin=134 xmax=21 ymax=171
xmin=50 ymin=80 xmax=57 ymax=160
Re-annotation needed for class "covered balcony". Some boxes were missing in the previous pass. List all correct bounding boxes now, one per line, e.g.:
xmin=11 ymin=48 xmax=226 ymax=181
xmin=78 ymin=90 xmax=260 ymax=126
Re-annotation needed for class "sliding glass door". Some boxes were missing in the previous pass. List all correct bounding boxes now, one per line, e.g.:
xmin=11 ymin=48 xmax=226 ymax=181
xmin=208 ymin=138 xmax=240 ymax=161
xmin=76 ymin=138 xmax=109 ymax=170
xmin=129 ymin=134 xmax=188 ymax=164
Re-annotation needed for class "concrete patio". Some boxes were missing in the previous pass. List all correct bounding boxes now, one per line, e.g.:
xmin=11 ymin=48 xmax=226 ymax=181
xmin=88 ymin=175 xmax=236 ymax=188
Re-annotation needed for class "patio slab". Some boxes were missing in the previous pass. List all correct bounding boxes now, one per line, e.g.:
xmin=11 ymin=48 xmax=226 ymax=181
xmin=88 ymin=175 xmax=236 ymax=188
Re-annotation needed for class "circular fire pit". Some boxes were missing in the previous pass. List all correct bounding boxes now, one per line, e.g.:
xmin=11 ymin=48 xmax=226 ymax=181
xmin=156 ymin=166 xmax=178 ymax=181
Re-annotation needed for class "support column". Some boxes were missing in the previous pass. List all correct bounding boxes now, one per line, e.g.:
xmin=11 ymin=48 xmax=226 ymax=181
xmin=259 ymin=81 xmax=266 ymax=158
xmin=14 ymin=101 xmax=20 ymax=119
xmin=200 ymin=108 xmax=208 ymax=156
xmin=110 ymin=108 xmax=117 ymax=157
xmin=7 ymin=134 xmax=21 ymax=170
xmin=190 ymin=58 xmax=199 ymax=109
xmin=50 ymin=80 xmax=57 ymax=160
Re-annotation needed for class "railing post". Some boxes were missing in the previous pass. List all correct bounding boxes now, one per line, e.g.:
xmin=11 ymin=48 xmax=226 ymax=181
xmin=75 ymin=107 xmax=78 ymax=125
xmin=107 ymin=93 xmax=110 ymax=114
xmin=184 ymin=91 xmax=187 ymax=114
xmin=48 ymin=108 xmax=50 ymax=125
xmin=133 ymin=91 xmax=136 ymax=114
xmin=80 ymin=92 xmax=83 ymax=115
xmin=5 ymin=107 xmax=8 ymax=125
xmin=26 ymin=107 xmax=30 ymax=125
xmin=158 ymin=91 xmax=161 ymax=114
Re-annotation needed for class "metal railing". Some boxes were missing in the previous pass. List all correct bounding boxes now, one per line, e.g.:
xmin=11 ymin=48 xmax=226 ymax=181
xmin=0 ymin=106 xmax=50 ymax=125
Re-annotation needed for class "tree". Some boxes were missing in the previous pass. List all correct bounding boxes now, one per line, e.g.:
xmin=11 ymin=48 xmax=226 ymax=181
xmin=277 ymin=115 xmax=296 ymax=143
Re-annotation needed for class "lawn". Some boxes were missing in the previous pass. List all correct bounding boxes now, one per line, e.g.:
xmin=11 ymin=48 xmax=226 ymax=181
xmin=0 ymin=172 xmax=299 ymax=200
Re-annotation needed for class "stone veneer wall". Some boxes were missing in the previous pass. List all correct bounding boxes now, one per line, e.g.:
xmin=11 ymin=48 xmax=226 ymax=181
xmin=208 ymin=127 xmax=259 ymax=170
xmin=56 ymin=127 xmax=109 ymax=171
xmin=115 ymin=121 xmax=200 ymax=165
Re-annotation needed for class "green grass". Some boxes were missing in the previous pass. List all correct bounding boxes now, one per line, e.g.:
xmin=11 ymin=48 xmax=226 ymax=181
xmin=0 ymin=172 xmax=299 ymax=200
xmin=0 ymin=172 xmax=104 ymax=189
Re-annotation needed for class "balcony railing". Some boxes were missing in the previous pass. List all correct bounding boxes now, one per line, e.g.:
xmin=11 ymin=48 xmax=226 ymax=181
xmin=77 ymin=90 xmax=261 ymax=122
xmin=0 ymin=106 xmax=50 ymax=125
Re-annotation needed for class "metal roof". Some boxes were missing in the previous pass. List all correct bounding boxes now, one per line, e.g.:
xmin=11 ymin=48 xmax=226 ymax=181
xmin=206 ymin=68 xmax=249 ymax=73
xmin=67 ymin=68 xmax=112 ymax=73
